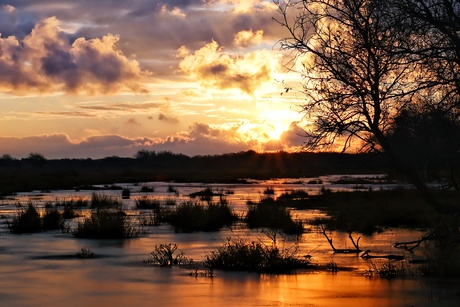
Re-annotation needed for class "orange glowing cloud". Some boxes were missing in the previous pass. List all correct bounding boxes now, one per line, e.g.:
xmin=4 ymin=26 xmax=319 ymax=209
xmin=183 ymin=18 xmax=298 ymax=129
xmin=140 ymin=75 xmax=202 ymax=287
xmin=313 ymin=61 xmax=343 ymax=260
xmin=234 ymin=29 xmax=264 ymax=47
xmin=178 ymin=39 xmax=280 ymax=94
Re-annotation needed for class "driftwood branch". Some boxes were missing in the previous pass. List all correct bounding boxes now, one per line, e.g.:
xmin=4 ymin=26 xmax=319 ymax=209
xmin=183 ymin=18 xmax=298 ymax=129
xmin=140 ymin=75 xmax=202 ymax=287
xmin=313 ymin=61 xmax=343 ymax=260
xmin=394 ymin=232 xmax=435 ymax=252
xmin=348 ymin=231 xmax=361 ymax=251
xmin=360 ymin=250 xmax=405 ymax=260
xmin=321 ymin=226 xmax=362 ymax=253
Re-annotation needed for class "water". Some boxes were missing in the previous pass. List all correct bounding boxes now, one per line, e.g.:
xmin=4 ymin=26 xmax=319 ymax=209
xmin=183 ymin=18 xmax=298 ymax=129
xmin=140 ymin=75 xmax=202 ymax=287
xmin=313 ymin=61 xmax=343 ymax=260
xmin=0 ymin=175 xmax=459 ymax=306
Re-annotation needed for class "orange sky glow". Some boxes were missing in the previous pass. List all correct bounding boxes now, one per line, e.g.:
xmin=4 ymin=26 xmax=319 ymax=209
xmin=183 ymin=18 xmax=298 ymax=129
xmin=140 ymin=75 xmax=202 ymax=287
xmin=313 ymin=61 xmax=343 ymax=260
xmin=0 ymin=0 xmax=309 ymax=158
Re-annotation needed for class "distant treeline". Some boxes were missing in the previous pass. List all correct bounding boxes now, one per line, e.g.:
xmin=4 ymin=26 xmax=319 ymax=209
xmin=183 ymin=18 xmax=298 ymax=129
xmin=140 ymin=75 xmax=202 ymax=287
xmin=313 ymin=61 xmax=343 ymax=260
xmin=0 ymin=150 xmax=390 ymax=194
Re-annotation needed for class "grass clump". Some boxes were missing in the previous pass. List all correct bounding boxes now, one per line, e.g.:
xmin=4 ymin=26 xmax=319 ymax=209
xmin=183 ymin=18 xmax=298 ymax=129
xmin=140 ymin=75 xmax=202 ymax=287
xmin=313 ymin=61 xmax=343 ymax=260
xmin=90 ymin=193 xmax=122 ymax=209
xmin=42 ymin=206 xmax=65 ymax=231
xmin=73 ymin=209 xmax=139 ymax=239
xmin=204 ymin=238 xmax=310 ymax=273
xmin=245 ymin=198 xmax=303 ymax=235
xmin=189 ymin=187 xmax=223 ymax=201
xmin=144 ymin=243 xmax=192 ymax=266
xmin=302 ymin=189 xmax=447 ymax=234
xmin=121 ymin=188 xmax=131 ymax=199
xmin=163 ymin=200 xmax=238 ymax=232
xmin=135 ymin=197 xmax=161 ymax=210
xmin=55 ymin=198 xmax=89 ymax=208
xmin=140 ymin=185 xmax=154 ymax=193
xmin=263 ymin=187 xmax=275 ymax=195
xmin=421 ymin=244 xmax=460 ymax=278
xmin=8 ymin=203 xmax=66 ymax=233
xmin=76 ymin=248 xmax=96 ymax=259
xmin=167 ymin=185 xmax=179 ymax=195
xmin=8 ymin=203 xmax=42 ymax=234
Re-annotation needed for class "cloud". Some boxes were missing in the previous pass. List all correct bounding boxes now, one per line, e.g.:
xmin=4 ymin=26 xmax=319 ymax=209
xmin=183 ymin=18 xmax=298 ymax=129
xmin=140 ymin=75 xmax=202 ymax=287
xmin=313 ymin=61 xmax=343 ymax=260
xmin=178 ymin=40 xmax=280 ymax=94
xmin=158 ymin=113 xmax=179 ymax=123
xmin=0 ymin=17 xmax=148 ymax=95
xmin=234 ymin=29 xmax=264 ymax=47
xmin=0 ymin=120 xmax=305 ymax=159
xmin=263 ymin=123 xmax=307 ymax=151
xmin=3 ymin=1 xmax=285 ymax=78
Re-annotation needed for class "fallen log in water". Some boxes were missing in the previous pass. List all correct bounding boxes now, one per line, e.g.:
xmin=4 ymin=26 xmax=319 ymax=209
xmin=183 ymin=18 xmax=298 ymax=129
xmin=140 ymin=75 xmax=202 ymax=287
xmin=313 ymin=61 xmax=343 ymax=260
xmin=360 ymin=250 xmax=405 ymax=260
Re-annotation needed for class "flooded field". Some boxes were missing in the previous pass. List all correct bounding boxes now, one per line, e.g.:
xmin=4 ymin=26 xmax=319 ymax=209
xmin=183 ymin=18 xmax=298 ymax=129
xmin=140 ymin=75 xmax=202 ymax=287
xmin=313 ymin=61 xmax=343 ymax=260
xmin=1 ymin=175 xmax=459 ymax=306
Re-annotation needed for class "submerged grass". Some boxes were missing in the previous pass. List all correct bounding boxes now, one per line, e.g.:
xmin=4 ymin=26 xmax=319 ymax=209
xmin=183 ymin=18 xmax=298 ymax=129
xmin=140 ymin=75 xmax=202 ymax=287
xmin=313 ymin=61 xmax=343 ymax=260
xmin=163 ymin=200 xmax=238 ymax=232
xmin=90 ymin=193 xmax=122 ymax=209
xmin=8 ymin=203 xmax=65 ymax=233
xmin=204 ymin=238 xmax=310 ymax=273
xmin=296 ymin=189 xmax=458 ymax=234
xmin=245 ymin=198 xmax=303 ymax=235
xmin=144 ymin=243 xmax=192 ymax=266
xmin=8 ymin=203 xmax=42 ymax=234
xmin=73 ymin=209 xmax=139 ymax=239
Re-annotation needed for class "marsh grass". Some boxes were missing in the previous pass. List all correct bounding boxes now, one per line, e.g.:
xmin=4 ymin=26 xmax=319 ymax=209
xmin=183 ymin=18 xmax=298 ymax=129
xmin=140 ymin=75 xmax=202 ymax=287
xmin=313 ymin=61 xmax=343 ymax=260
xmin=42 ymin=206 xmax=65 ymax=231
xmin=163 ymin=200 xmax=238 ymax=232
xmin=263 ymin=187 xmax=275 ymax=195
xmin=55 ymin=198 xmax=89 ymax=208
xmin=303 ymin=189 xmax=448 ymax=234
xmin=189 ymin=187 xmax=223 ymax=201
xmin=90 ymin=193 xmax=122 ymax=209
xmin=121 ymin=188 xmax=131 ymax=199
xmin=62 ymin=206 xmax=79 ymax=219
xmin=8 ymin=203 xmax=65 ymax=233
xmin=204 ymin=238 xmax=310 ymax=273
xmin=364 ymin=260 xmax=409 ymax=278
xmin=167 ymin=185 xmax=179 ymax=195
xmin=76 ymin=248 xmax=96 ymax=259
xmin=422 ymin=245 xmax=460 ymax=277
xmin=135 ymin=197 xmax=161 ymax=210
xmin=73 ymin=209 xmax=139 ymax=239
xmin=140 ymin=185 xmax=155 ymax=193
xmin=144 ymin=243 xmax=192 ymax=266
xmin=245 ymin=198 xmax=303 ymax=235
xmin=8 ymin=203 xmax=41 ymax=233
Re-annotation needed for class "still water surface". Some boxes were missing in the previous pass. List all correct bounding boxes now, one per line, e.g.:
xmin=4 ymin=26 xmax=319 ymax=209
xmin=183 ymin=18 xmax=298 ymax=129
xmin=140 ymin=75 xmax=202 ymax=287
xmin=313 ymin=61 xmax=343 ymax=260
xmin=0 ymin=175 xmax=459 ymax=306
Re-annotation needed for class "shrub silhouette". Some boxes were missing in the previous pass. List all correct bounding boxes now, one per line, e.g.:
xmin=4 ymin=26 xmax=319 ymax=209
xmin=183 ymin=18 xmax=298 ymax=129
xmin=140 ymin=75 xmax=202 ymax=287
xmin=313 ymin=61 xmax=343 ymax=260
xmin=163 ymin=200 xmax=238 ymax=232
xmin=245 ymin=198 xmax=303 ymax=235
xmin=205 ymin=238 xmax=310 ymax=273
xmin=8 ymin=203 xmax=41 ymax=233
xmin=73 ymin=209 xmax=139 ymax=239
xmin=42 ymin=207 xmax=64 ymax=231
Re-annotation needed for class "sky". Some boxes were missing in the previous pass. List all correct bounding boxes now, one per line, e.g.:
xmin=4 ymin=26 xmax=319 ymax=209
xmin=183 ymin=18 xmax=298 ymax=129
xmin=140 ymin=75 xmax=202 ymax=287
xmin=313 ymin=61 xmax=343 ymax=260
xmin=0 ymin=0 xmax=307 ymax=159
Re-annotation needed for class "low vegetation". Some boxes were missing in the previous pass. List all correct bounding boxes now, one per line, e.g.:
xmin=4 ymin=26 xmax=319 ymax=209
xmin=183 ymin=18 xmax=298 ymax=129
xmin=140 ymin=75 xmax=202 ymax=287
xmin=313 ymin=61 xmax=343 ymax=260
xmin=204 ymin=238 xmax=310 ymax=273
xmin=163 ymin=200 xmax=238 ymax=232
xmin=41 ymin=206 xmax=65 ymax=231
xmin=8 ymin=203 xmax=65 ymax=233
xmin=8 ymin=203 xmax=42 ymax=233
xmin=90 ymin=193 xmax=122 ymax=209
xmin=135 ymin=197 xmax=161 ymax=210
xmin=73 ymin=209 xmax=139 ymax=239
xmin=76 ymin=248 xmax=96 ymax=259
xmin=245 ymin=198 xmax=303 ymax=235
xmin=189 ymin=187 xmax=223 ymax=201
xmin=144 ymin=243 xmax=192 ymax=266
xmin=297 ymin=189 xmax=453 ymax=234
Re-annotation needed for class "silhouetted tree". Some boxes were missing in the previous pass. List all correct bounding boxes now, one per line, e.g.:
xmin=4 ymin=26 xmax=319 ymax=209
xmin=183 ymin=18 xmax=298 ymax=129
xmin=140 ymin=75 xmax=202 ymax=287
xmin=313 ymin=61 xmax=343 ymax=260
xmin=389 ymin=0 xmax=460 ymax=111
xmin=274 ymin=0 xmax=441 ymax=206
xmin=388 ymin=109 xmax=460 ymax=189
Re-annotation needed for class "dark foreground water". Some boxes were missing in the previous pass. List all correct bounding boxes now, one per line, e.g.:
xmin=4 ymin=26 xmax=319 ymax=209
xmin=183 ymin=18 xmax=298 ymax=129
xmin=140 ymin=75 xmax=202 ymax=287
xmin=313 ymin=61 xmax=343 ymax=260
xmin=1 ymin=175 xmax=459 ymax=306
